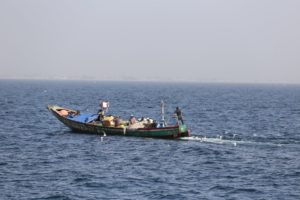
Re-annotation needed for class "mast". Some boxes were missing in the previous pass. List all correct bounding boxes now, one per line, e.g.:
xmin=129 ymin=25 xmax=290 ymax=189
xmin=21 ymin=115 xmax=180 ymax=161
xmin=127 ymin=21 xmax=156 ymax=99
xmin=160 ymin=100 xmax=165 ymax=124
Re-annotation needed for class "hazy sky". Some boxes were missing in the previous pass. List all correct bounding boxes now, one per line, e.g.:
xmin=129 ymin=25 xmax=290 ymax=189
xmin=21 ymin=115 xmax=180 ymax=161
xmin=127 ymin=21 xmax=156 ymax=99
xmin=0 ymin=0 xmax=299 ymax=83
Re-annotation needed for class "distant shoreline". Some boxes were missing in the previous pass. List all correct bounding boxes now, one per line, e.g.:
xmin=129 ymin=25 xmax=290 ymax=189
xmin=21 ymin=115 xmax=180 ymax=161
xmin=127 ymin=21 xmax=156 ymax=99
xmin=0 ymin=78 xmax=299 ymax=86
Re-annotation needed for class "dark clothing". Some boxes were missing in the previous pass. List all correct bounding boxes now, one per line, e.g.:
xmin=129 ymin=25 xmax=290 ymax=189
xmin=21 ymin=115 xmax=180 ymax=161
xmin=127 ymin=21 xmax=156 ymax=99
xmin=97 ymin=109 xmax=104 ymax=121
xmin=175 ymin=107 xmax=184 ymax=124
xmin=114 ymin=117 xmax=121 ymax=127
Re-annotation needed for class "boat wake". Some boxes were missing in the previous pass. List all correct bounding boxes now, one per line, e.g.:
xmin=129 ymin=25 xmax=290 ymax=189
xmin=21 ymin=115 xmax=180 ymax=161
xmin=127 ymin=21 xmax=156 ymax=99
xmin=180 ymin=136 xmax=239 ymax=146
xmin=180 ymin=136 xmax=284 ymax=147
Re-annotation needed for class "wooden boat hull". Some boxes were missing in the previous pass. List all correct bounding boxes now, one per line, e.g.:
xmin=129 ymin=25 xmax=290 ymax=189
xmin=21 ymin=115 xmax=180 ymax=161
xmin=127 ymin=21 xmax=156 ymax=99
xmin=48 ymin=105 xmax=190 ymax=139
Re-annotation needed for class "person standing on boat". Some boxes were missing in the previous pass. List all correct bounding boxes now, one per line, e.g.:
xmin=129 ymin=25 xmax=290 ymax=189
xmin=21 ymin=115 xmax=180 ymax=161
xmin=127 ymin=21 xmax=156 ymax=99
xmin=174 ymin=106 xmax=184 ymax=124
xmin=100 ymin=101 xmax=109 ymax=113
xmin=97 ymin=109 xmax=104 ymax=121
xmin=97 ymin=100 xmax=109 ymax=121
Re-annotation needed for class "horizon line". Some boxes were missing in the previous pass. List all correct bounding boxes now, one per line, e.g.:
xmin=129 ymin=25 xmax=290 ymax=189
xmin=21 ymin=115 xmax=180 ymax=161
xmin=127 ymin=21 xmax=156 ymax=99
xmin=0 ymin=77 xmax=299 ymax=86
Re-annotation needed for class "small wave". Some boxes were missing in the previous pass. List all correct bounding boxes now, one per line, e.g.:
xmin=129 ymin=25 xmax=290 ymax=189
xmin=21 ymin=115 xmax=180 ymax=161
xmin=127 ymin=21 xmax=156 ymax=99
xmin=84 ymin=182 xmax=106 ymax=188
xmin=229 ymin=187 xmax=263 ymax=194
xmin=39 ymin=195 xmax=72 ymax=200
xmin=0 ymin=162 xmax=8 ymax=166
xmin=73 ymin=177 xmax=90 ymax=183
xmin=209 ymin=185 xmax=235 ymax=191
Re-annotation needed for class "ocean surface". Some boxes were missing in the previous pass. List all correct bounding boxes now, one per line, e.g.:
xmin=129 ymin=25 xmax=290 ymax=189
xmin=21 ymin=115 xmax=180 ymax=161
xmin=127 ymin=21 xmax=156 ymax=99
xmin=0 ymin=80 xmax=299 ymax=200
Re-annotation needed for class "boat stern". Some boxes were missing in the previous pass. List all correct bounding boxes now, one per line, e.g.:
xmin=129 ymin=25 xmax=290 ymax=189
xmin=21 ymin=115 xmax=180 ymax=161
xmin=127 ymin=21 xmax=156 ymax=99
xmin=178 ymin=124 xmax=190 ymax=137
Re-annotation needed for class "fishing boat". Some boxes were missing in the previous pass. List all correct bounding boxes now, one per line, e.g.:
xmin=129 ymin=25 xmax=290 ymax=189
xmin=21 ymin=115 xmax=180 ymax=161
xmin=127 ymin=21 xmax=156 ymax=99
xmin=47 ymin=104 xmax=190 ymax=139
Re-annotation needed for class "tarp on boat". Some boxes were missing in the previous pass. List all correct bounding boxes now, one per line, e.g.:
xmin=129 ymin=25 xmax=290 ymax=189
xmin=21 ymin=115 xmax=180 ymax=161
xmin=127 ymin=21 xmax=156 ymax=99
xmin=67 ymin=113 xmax=98 ymax=123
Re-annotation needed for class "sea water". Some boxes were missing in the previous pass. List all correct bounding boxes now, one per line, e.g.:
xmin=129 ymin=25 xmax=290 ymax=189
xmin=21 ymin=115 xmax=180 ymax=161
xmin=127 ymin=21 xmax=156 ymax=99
xmin=0 ymin=80 xmax=299 ymax=199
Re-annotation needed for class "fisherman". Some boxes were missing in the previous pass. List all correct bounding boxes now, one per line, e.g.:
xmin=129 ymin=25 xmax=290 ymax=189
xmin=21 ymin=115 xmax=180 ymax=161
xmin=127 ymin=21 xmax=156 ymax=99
xmin=129 ymin=115 xmax=136 ymax=125
xmin=97 ymin=100 xmax=109 ymax=121
xmin=174 ymin=106 xmax=184 ymax=124
xmin=97 ymin=108 xmax=104 ymax=121
xmin=100 ymin=101 xmax=109 ymax=112
xmin=114 ymin=116 xmax=121 ymax=127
